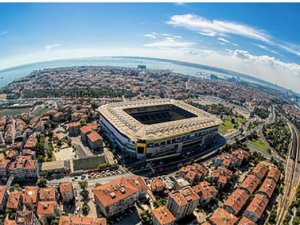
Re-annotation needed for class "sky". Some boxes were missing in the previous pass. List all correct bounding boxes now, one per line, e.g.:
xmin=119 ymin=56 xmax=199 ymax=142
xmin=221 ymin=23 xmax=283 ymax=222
xmin=1 ymin=3 xmax=300 ymax=92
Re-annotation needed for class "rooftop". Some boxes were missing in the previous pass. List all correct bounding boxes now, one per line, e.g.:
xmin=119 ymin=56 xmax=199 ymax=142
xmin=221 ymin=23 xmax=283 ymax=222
xmin=93 ymin=177 xmax=148 ymax=207
xmin=23 ymin=186 xmax=39 ymax=205
xmin=258 ymin=178 xmax=276 ymax=198
xmin=7 ymin=191 xmax=21 ymax=209
xmin=59 ymin=182 xmax=73 ymax=193
xmin=223 ymin=188 xmax=249 ymax=214
xmin=245 ymin=194 xmax=269 ymax=219
xmin=251 ymin=162 xmax=268 ymax=180
xmin=210 ymin=208 xmax=238 ymax=225
xmin=152 ymin=206 xmax=176 ymax=225
xmin=169 ymin=186 xmax=199 ymax=207
xmin=239 ymin=175 xmax=260 ymax=194
xmin=59 ymin=215 xmax=107 ymax=225
xmin=237 ymin=217 xmax=256 ymax=225
xmin=37 ymin=201 xmax=57 ymax=215
xmin=87 ymin=131 xmax=103 ymax=142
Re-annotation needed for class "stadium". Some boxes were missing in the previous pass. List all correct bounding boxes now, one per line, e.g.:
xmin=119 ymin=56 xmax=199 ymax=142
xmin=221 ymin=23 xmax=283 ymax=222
xmin=98 ymin=99 xmax=222 ymax=160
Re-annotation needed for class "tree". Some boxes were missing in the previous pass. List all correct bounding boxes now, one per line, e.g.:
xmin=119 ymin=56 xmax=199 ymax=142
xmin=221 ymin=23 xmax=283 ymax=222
xmin=5 ymin=209 xmax=15 ymax=220
xmin=79 ymin=180 xmax=88 ymax=190
xmin=153 ymin=198 xmax=166 ymax=208
xmin=140 ymin=210 xmax=151 ymax=224
xmin=82 ymin=203 xmax=90 ymax=216
xmin=51 ymin=216 xmax=60 ymax=225
xmin=67 ymin=139 xmax=72 ymax=147
xmin=80 ymin=118 xmax=87 ymax=126
xmin=36 ymin=177 xmax=47 ymax=187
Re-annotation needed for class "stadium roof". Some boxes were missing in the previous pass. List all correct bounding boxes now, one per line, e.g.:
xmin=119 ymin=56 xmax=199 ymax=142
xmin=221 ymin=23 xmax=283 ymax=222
xmin=98 ymin=99 xmax=222 ymax=142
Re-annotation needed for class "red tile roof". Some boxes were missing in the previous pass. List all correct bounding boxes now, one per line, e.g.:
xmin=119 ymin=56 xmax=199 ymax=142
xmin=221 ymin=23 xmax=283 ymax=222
xmin=59 ymin=183 xmax=73 ymax=193
xmin=258 ymin=178 xmax=276 ymax=198
xmin=39 ymin=187 xmax=57 ymax=201
xmin=37 ymin=201 xmax=57 ymax=215
xmin=59 ymin=216 xmax=107 ymax=225
xmin=0 ymin=186 xmax=7 ymax=205
xmin=210 ymin=208 xmax=238 ymax=225
xmin=169 ymin=186 xmax=199 ymax=207
xmin=237 ymin=217 xmax=255 ymax=225
xmin=239 ymin=175 xmax=260 ymax=194
xmin=151 ymin=177 xmax=166 ymax=192
xmin=152 ymin=206 xmax=176 ymax=225
xmin=4 ymin=219 xmax=17 ymax=225
xmin=23 ymin=186 xmax=39 ymax=205
xmin=7 ymin=191 xmax=21 ymax=209
xmin=224 ymin=189 xmax=249 ymax=214
xmin=87 ymin=131 xmax=102 ymax=142
xmin=80 ymin=126 xmax=92 ymax=134
xmin=93 ymin=177 xmax=147 ymax=207
xmin=267 ymin=166 xmax=280 ymax=183
xmin=192 ymin=181 xmax=217 ymax=200
xmin=245 ymin=194 xmax=269 ymax=220
xmin=251 ymin=163 xmax=268 ymax=180
xmin=68 ymin=122 xmax=80 ymax=127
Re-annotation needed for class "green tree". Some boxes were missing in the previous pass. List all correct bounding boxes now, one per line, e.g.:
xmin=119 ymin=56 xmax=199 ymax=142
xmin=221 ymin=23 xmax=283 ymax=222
xmin=79 ymin=180 xmax=88 ymax=190
xmin=36 ymin=177 xmax=47 ymax=187
xmin=80 ymin=118 xmax=87 ymax=126
xmin=82 ymin=203 xmax=90 ymax=216
xmin=140 ymin=210 xmax=151 ymax=224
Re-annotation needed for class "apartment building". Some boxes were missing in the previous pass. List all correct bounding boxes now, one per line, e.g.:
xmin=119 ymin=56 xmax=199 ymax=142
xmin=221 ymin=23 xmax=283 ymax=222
xmin=7 ymin=191 xmax=23 ymax=211
xmin=239 ymin=175 xmax=260 ymax=195
xmin=223 ymin=188 xmax=249 ymax=215
xmin=244 ymin=194 xmax=269 ymax=223
xmin=166 ymin=186 xmax=199 ymax=220
xmin=9 ymin=156 xmax=39 ymax=179
xmin=251 ymin=163 xmax=268 ymax=180
xmin=209 ymin=208 xmax=238 ymax=225
xmin=59 ymin=216 xmax=107 ymax=225
xmin=59 ymin=183 xmax=74 ymax=202
xmin=152 ymin=206 xmax=176 ymax=225
xmin=192 ymin=181 xmax=217 ymax=206
xmin=0 ymin=186 xmax=8 ymax=212
xmin=23 ymin=186 xmax=39 ymax=209
xmin=87 ymin=131 xmax=103 ymax=151
xmin=93 ymin=177 xmax=148 ymax=217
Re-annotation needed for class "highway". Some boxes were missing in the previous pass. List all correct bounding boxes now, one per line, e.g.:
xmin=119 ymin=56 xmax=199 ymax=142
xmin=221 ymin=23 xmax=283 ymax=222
xmin=277 ymin=123 xmax=300 ymax=225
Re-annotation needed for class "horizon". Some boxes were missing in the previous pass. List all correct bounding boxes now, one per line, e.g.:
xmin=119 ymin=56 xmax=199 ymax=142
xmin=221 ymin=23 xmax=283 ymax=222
xmin=1 ymin=55 xmax=296 ymax=95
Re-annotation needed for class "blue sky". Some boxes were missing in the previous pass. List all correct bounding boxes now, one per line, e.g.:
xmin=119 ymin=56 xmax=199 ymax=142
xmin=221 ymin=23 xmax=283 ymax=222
xmin=1 ymin=3 xmax=300 ymax=92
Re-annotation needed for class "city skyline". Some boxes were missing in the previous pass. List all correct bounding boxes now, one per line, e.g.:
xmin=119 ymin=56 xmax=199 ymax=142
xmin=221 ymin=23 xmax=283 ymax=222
xmin=0 ymin=3 xmax=300 ymax=92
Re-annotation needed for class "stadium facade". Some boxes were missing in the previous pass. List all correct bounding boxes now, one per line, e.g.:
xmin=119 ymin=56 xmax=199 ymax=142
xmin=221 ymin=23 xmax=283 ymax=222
xmin=98 ymin=99 xmax=222 ymax=160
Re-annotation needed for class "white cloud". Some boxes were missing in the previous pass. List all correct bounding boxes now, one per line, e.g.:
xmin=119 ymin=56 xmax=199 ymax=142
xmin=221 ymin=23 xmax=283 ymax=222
xmin=232 ymin=49 xmax=300 ymax=75
xmin=167 ymin=14 xmax=271 ymax=43
xmin=252 ymin=44 xmax=279 ymax=55
xmin=145 ymin=32 xmax=182 ymax=39
xmin=276 ymin=42 xmax=300 ymax=57
xmin=45 ymin=43 xmax=61 ymax=51
xmin=167 ymin=14 xmax=300 ymax=59
xmin=145 ymin=37 xmax=194 ymax=48
xmin=144 ymin=33 xmax=157 ymax=39
xmin=217 ymin=37 xmax=238 ymax=47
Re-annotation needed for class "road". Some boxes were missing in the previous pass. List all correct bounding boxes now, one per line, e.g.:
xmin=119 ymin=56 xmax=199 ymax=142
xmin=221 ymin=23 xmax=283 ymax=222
xmin=277 ymin=123 xmax=300 ymax=225
xmin=48 ymin=172 xmax=134 ymax=188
